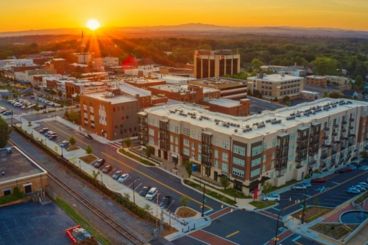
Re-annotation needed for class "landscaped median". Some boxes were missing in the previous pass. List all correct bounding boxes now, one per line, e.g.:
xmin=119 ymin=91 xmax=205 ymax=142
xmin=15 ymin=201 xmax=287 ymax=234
xmin=183 ymin=179 xmax=237 ymax=206
xmin=118 ymin=148 xmax=156 ymax=166
xmin=249 ymin=200 xmax=277 ymax=209
xmin=292 ymin=206 xmax=332 ymax=223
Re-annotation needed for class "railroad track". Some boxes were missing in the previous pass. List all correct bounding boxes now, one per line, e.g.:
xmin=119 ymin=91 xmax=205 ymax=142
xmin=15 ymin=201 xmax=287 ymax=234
xmin=47 ymin=171 xmax=145 ymax=245
xmin=10 ymin=139 xmax=145 ymax=245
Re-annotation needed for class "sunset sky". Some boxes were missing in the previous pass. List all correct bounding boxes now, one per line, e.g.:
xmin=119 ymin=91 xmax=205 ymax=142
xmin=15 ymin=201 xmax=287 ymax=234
xmin=1 ymin=0 xmax=368 ymax=32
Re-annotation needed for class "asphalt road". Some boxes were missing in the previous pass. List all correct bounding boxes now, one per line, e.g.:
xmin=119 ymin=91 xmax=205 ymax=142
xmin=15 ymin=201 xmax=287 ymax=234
xmin=268 ymin=168 xmax=368 ymax=216
xmin=35 ymin=120 xmax=224 ymax=214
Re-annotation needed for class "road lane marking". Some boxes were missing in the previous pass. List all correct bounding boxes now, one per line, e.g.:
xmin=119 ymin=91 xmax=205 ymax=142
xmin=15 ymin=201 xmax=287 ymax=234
xmin=226 ymin=230 xmax=239 ymax=238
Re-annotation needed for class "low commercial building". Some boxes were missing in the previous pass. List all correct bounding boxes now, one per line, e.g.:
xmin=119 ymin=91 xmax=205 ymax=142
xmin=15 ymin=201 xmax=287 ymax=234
xmin=80 ymin=88 xmax=140 ymax=140
xmin=189 ymin=78 xmax=248 ymax=100
xmin=0 ymin=146 xmax=47 ymax=198
xmin=125 ymin=78 xmax=166 ymax=89
xmin=139 ymin=98 xmax=368 ymax=195
xmin=260 ymin=65 xmax=307 ymax=77
xmin=203 ymin=98 xmax=250 ymax=117
xmin=306 ymin=75 xmax=351 ymax=89
xmin=147 ymin=84 xmax=220 ymax=103
xmin=65 ymin=80 xmax=107 ymax=98
xmin=247 ymin=74 xmax=304 ymax=100
xmin=194 ymin=50 xmax=240 ymax=79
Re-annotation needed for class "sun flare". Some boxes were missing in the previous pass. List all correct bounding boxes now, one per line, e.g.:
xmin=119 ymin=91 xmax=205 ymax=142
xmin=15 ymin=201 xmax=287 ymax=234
xmin=86 ymin=19 xmax=101 ymax=31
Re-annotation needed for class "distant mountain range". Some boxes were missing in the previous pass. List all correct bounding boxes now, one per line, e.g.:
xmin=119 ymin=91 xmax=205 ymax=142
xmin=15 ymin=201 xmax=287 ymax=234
xmin=1 ymin=23 xmax=368 ymax=39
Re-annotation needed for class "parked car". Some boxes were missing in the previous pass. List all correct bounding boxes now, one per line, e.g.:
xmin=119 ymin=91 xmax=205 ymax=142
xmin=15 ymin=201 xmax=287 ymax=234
xmin=302 ymin=181 xmax=312 ymax=188
xmin=93 ymin=159 xmax=105 ymax=168
xmin=311 ymin=177 xmax=327 ymax=184
xmin=316 ymin=186 xmax=326 ymax=193
xmin=145 ymin=187 xmax=158 ymax=200
xmin=102 ymin=164 xmax=112 ymax=173
xmin=139 ymin=186 xmax=150 ymax=197
xmin=39 ymin=128 xmax=49 ymax=134
xmin=262 ymin=193 xmax=280 ymax=201
xmin=112 ymin=170 xmax=123 ymax=180
xmin=117 ymin=173 xmax=129 ymax=183
xmin=160 ymin=196 xmax=173 ymax=209
xmin=48 ymin=134 xmax=57 ymax=140
xmin=335 ymin=167 xmax=353 ymax=174
xmin=59 ymin=140 xmax=69 ymax=148
xmin=292 ymin=184 xmax=307 ymax=190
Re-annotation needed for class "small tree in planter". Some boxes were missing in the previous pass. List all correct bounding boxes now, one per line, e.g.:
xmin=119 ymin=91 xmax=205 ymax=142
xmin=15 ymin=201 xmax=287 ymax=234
xmin=220 ymin=175 xmax=230 ymax=190
xmin=122 ymin=138 xmax=132 ymax=148
xmin=69 ymin=136 xmax=76 ymax=145
xmin=183 ymin=160 xmax=192 ymax=177
xmin=179 ymin=196 xmax=189 ymax=207
xmin=85 ymin=145 xmax=93 ymax=154
xmin=145 ymin=146 xmax=154 ymax=158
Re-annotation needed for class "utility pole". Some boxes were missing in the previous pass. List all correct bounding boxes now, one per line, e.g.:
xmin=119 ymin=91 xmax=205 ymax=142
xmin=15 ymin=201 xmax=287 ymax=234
xmin=132 ymin=178 xmax=140 ymax=205
xmin=201 ymin=182 xmax=206 ymax=217
xmin=273 ymin=210 xmax=281 ymax=245
xmin=301 ymin=189 xmax=307 ymax=224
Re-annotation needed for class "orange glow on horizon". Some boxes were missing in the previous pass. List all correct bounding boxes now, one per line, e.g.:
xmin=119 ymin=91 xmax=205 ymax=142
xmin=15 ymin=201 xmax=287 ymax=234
xmin=0 ymin=1 xmax=368 ymax=32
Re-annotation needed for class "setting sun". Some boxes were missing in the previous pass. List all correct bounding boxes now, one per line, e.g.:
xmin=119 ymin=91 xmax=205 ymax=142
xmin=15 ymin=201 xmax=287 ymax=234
xmin=86 ymin=19 xmax=101 ymax=31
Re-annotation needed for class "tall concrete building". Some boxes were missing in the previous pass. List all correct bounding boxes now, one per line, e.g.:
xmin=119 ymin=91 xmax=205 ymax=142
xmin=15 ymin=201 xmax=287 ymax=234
xmin=139 ymin=98 xmax=368 ymax=195
xmin=194 ymin=50 xmax=240 ymax=79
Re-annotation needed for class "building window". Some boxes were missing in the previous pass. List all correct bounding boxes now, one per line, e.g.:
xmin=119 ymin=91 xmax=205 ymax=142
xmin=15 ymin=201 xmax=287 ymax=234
xmin=233 ymin=157 xmax=245 ymax=167
xmin=251 ymin=158 xmax=262 ymax=167
xmin=3 ymin=189 xmax=11 ymax=196
xmin=251 ymin=168 xmax=261 ymax=178
xmin=222 ymin=162 xmax=228 ymax=174
xmin=183 ymin=138 xmax=189 ymax=147
xmin=214 ymin=149 xmax=218 ymax=158
xmin=183 ymin=147 xmax=190 ymax=156
xmin=183 ymin=127 xmax=190 ymax=136
xmin=251 ymin=145 xmax=263 ymax=156
xmin=232 ymin=168 xmax=245 ymax=178
xmin=222 ymin=152 xmax=228 ymax=161
xmin=233 ymin=145 xmax=246 ymax=156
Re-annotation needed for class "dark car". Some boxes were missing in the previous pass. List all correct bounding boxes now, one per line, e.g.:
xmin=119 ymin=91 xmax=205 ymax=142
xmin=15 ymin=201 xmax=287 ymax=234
xmin=311 ymin=177 xmax=327 ymax=184
xmin=139 ymin=186 xmax=150 ymax=197
xmin=93 ymin=159 xmax=105 ymax=168
xmin=86 ymin=134 xmax=93 ymax=140
xmin=102 ymin=164 xmax=112 ymax=173
xmin=335 ymin=167 xmax=353 ymax=174
xmin=112 ymin=170 xmax=123 ymax=180
xmin=39 ymin=127 xmax=49 ymax=134
xmin=160 ymin=196 xmax=173 ymax=209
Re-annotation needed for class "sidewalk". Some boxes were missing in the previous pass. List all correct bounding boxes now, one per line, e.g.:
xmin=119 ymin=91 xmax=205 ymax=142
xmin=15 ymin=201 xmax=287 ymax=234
xmin=347 ymin=223 xmax=368 ymax=245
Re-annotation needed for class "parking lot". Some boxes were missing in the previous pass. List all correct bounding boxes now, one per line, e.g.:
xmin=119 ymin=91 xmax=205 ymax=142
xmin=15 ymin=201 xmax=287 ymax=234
xmin=266 ymin=166 xmax=368 ymax=216
xmin=0 ymin=202 xmax=75 ymax=245
xmin=34 ymin=120 xmax=222 ymax=215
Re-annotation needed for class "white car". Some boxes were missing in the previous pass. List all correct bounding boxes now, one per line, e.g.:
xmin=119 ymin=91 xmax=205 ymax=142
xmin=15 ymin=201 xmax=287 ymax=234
xmin=145 ymin=187 xmax=158 ymax=200
xmin=262 ymin=193 xmax=280 ymax=201
xmin=117 ymin=173 xmax=129 ymax=183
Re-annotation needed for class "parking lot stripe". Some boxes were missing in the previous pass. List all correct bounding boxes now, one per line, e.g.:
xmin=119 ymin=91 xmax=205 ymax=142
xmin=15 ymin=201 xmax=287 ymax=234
xmin=103 ymin=151 xmax=213 ymax=209
xmin=225 ymin=230 xmax=239 ymax=238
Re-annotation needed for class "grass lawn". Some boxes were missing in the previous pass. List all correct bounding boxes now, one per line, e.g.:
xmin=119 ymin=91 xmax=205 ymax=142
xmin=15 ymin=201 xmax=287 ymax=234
xmin=249 ymin=200 xmax=276 ymax=209
xmin=292 ymin=207 xmax=332 ymax=223
xmin=184 ymin=179 xmax=236 ymax=205
xmin=119 ymin=149 xmax=155 ymax=166
xmin=79 ymin=154 xmax=97 ymax=164
xmin=220 ymin=188 xmax=251 ymax=199
xmin=311 ymin=223 xmax=356 ymax=240
xmin=176 ymin=207 xmax=197 ymax=218
xmin=263 ymin=179 xmax=298 ymax=194
xmin=55 ymin=197 xmax=109 ymax=245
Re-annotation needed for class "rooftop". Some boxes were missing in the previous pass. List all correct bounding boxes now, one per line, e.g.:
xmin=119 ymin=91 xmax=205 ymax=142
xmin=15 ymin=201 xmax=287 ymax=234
xmin=206 ymin=98 xmax=241 ymax=108
xmin=117 ymin=82 xmax=152 ymax=97
xmin=150 ymin=84 xmax=218 ymax=94
xmin=144 ymin=98 xmax=368 ymax=139
xmin=248 ymin=74 xmax=304 ymax=82
xmin=0 ymin=146 xmax=46 ymax=184
xmin=82 ymin=91 xmax=136 ymax=104
xmin=189 ymin=78 xmax=247 ymax=90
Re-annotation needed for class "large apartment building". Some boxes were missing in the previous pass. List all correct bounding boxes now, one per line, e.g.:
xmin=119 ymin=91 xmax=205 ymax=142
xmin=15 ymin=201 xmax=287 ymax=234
xmin=139 ymin=98 xmax=368 ymax=195
xmin=194 ymin=50 xmax=240 ymax=79
xmin=247 ymin=73 xmax=304 ymax=100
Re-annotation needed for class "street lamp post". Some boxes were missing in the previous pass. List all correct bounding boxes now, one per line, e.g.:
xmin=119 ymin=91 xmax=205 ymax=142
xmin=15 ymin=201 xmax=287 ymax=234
xmin=201 ymin=182 xmax=206 ymax=217
xmin=273 ymin=210 xmax=281 ymax=245
xmin=132 ymin=178 xmax=140 ymax=205
xmin=301 ymin=189 xmax=307 ymax=224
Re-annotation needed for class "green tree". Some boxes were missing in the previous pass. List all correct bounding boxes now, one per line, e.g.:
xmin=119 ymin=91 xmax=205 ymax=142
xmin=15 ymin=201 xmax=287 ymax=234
xmin=312 ymin=56 xmax=338 ymax=75
xmin=122 ymin=138 xmax=132 ymax=148
xmin=179 ymin=196 xmax=189 ymax=207
xmin=145 ymin=146 xmax=154 ymax=158
xmin=183 ymin=160 xmax=192 ymax=177
xmin=69 ymin=136 xmax=76 ymax=145
xmin=220 ymin=175 xmax=230 ymax=190
xmin=85 ymin=145 xmax=93 ymax=154
xmin=0 ymin=117 xmax=11 ymax=148
xmin=251 ymin=58 xmax=264 ymax=72
xmin=360 ymin=151 xmax=368 ymax=160
xmin=328 ymin=91 xmax=344 ymax=99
